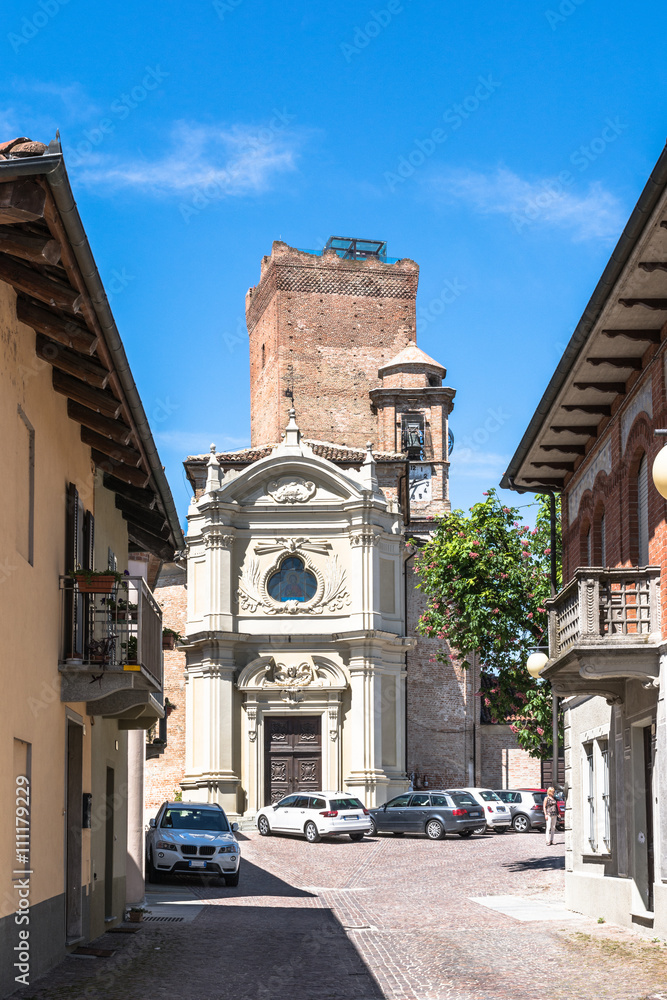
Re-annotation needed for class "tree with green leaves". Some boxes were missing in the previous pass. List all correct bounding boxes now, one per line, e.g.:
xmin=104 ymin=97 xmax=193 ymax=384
xmin=413 ymin=488 xmax=562 ymax=758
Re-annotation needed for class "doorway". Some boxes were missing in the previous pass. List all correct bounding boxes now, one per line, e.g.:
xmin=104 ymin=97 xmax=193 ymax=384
xmin=105 ymin=767 xmax=115 ymax=920
xmin=264 ymin=716 xmax=321 ymax=805
xmin=65 ymin=722 xmax=83 ymax=942
xmin=643 ymin=726 xmax=655 ymax=912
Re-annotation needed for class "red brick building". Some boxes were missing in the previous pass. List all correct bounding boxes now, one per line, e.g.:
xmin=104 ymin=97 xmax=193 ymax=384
xmin=503 ymin=145 xmax=667 ymax=932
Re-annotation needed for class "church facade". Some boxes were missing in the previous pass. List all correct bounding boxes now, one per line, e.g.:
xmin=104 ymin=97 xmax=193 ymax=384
xmin=147 ymin=238 xmax=539 ymax=818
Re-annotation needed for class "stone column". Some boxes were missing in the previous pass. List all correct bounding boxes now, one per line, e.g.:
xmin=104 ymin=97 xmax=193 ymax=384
xmin=345 ymin=641 xmax=389 ymax=806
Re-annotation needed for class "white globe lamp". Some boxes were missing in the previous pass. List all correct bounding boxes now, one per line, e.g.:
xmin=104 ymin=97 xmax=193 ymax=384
xmin=652 ymin=444 xmax=667 ymax=499
xmin=526 ymin=651 xmax=549 ymax=679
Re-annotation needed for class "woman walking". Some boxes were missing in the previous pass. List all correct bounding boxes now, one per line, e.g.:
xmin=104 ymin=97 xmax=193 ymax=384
xmin=543 ymin=786 xmax=558 ymax=845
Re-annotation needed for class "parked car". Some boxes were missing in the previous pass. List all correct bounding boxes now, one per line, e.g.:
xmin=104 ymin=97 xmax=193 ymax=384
xmin=256 ymin=791 xmax=372 ymax=843
xmin=368 ymin=790 xmax=485 ymax=839
xmin=518 ymin=788 xmax=566 ymax=829
xmin=495 ymin=790 xmax=546 ymax=833
xmin=455 ymin=788 xmax=511 ymax=832
xmin=146 ymin=801 xmax=241 ymax=885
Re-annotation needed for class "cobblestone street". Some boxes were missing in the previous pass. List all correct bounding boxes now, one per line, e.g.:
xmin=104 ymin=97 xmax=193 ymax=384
xmin=19 ymin=829 xmax=667 ymax=1000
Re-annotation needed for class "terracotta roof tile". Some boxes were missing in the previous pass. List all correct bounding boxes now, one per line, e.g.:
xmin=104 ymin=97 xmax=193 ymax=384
xmin=0 ymin=137 xmax=48 ymax=158
xmin=186 ymin=439 xmax=404 ymax=466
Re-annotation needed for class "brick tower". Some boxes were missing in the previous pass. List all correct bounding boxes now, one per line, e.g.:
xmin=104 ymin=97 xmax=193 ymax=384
xmin=246 ymin=238 xmax=419 ymax=448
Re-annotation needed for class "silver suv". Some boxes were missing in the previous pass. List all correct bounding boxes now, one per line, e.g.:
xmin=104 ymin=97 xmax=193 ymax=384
xmin=495 ymin=790 xmax=546 ymax=833
xmin=146 ymin=801 xmax=241 ymax=885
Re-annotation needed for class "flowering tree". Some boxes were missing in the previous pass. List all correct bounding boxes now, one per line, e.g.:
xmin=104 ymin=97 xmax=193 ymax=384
xmin=413 ymin=488 xmax=562 ymax=758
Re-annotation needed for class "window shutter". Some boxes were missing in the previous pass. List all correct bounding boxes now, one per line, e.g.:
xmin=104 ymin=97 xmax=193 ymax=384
xmin=84 ymin=511 xmax=95 ymax=571
xmin=638 ymin=456 xmax=649 ymax=565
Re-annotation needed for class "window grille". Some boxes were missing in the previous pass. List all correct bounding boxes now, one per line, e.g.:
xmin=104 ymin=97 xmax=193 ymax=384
xmin=600 ymin=742 xmax=610 ymax=850
xmin=585 ymin=744 xmax=596 ymax=850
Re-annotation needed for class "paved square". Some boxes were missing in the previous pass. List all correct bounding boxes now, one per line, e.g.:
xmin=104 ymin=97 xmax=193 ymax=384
xmin=15 ymin=829 xmax=667 ymax=1000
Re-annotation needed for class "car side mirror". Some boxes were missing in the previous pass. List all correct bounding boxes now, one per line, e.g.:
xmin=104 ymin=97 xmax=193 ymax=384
xmin=231 ymin=822 xmax=239 ymax=832
xmin=149 ymin=818 xmax=156 ymax=828
xmin=383 ymin=804 xmax=387 ymax=811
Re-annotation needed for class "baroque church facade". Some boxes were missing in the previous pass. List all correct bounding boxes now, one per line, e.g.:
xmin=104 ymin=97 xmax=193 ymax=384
xmin=146 ymin=238 xmax=539 ymax=818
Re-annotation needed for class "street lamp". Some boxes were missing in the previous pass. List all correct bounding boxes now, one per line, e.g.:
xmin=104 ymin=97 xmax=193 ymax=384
xmin=525 ymin=647 xmax=559 ymax=789
xmin=526 ymin=650 xmax=548 ymax=678
xmin=652 ymin=429 xmax=667 ymax=498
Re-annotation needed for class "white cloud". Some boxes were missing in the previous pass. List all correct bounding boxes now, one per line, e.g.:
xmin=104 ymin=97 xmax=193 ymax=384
xmin=9 ymin=79 xmax=101 ymax=121
xmin=74 ymin=120 xmax=299 ymax=198
xmin=428 ymin=166 xmax=625 ymax=241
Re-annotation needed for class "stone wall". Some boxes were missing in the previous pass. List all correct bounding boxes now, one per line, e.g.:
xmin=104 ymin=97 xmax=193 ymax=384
xmin=478 ymin=725 xmax=541 ymax=789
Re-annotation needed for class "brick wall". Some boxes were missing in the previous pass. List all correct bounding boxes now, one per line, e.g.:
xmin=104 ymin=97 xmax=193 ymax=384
xmin=145 ymin=563 xmax=187 ymax=814
xmin=246 ymin=242 xmax=419 ymax=448
xmin=562 ymin=349 xmax=667 ymax=629
xmin=479 ymin=725 xmax=542 ymax=789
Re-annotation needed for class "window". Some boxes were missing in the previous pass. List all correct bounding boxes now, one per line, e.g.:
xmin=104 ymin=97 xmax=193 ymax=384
xmin=267 ymin=557 xmax=317 ymax=603
xmin=160 ymin=807 xmax=229 ymax=832
xmin=329 ymin=797 xmax=364 ymax=811
xmin=479 ymin=790 xmax=501 ymax=802
xmin=638 ymin=454 xmax=649 ymax=565
xmin=276 ymin=795 xmax=297 ymax=808
xmin=600 ymin=514 xmax=606 ymax=567
xmin=386 ymin=794 xmax=412 ymax=809
xmin=401 ymin=413 xmax=425 ymax=459
xmin=585 ymin=744 xmax=596 ymax=850
xmin=431 ymin=794 xmax=449 ymax=806
xmin=310 ymin=797 xmax=326 ymax=810
xmin=409 ymin=794 xmax=431 ymax=807
xmin=294 ymin=796 xmax=310 ymax=809
xmin=600 ymin=742 xmax=611 ymax=850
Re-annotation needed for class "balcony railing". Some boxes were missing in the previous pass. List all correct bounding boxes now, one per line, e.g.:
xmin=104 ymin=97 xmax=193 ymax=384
xmin=60 ymin=575 xmax=162 ymax=688
xmin=546 ymin=567 xmax=661 ymax=660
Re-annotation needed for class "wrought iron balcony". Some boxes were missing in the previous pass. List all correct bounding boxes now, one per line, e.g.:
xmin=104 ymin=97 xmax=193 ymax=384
xmin=544 ymin=567 xmax=662 ymax=702
xmin=59 ymin=575 xmax=163 ymax=726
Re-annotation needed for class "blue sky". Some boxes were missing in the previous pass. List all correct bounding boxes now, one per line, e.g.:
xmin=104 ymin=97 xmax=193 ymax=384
xmin=3 ymin=1 xmax=667 ymax=525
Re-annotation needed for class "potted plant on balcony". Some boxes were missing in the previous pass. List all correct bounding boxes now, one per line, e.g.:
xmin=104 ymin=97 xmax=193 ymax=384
xmin=164 ymin=697 xmax=177 ymax=717
xmin=162 ymin=628 xmax=183 ymax=650
xmin=70 ymin=568 xmax=122 ymax=594
xmin=121 ymin=636 xmax=139 ymax=670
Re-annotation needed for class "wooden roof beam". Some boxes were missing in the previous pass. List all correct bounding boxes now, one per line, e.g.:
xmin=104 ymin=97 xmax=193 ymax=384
xmin=562 ymin=404 xmax=612 ymax=416
xmin=0 ymin=179 xmax=46 ymax=223
xmin=619 ymin=298 xmax=667 ymax=310
xmin=17 ymin=296 xmax=97 ymax=354
xmin=67 ymin=400 xmax=133 ymax=446
xmin=0 ymin=254 xmax=81 ymax=312
xmin=81 ymin=427 xmax=143 ymax=468
xmin=601 ymin=328 xmax=661 ymax=343
xmin=0 ymin=225 xmax=60 ymax=264
xmin=127 ymin=523 xmax=175 ymax=562
xmin=551 ymin=424 xmax=599 ymax=435
xmin=531 ymin=461 xmax=575 ymax=472
xmin=521 ymin=477 xmax=564 ymax=488
xmin=102 ymin=473 xmax=157 ymax=510
xmin=90 ymin=448 xmax=150 ymax=489
xmin=573 ymin=381 xmax=626 ymax=393
xmin=52 ymin=369 xmax=122 ymax=419
xmin=541 ymin=443 xmax=586 ymax=455
xmin=586 ymin=357 xmax=643 ymax=370
xmin=36 ymin=334 xmax=110 ymax=389
xmin=115 ymin=496 xmax=169 ymax=537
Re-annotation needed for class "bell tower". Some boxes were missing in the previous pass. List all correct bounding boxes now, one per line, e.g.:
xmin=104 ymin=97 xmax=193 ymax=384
xmin=245 ymin=238 xmax=419 ymax=448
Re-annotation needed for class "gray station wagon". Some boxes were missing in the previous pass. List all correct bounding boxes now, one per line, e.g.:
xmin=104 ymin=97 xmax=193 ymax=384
xmin=368 ymin=790 xmax=485 ymax=840
xmin=495 ymin=789 xmax=546 ymax=832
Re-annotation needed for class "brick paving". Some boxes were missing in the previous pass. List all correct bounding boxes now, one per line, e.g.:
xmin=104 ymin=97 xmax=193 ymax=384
xmin=15 ymin=829 xmax=667 ymax=1000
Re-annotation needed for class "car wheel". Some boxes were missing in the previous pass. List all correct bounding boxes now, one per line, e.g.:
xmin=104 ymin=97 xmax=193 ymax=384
xmin=305 ymin=821 xmax=321 ymax=843
xmin=225 ymin=870 xmax=240 ymax=887
xmin=367 ymin=818 xmax=378 ymax=837
xmin=257 ymin=815 xmax=271 ymax=837
xmin=458 ymin=830 xmax=473 ymax=838
xmin=147 ymin=851 xmax=164 ymax=884
xmin=472 ymin=825 xmax=486 ymax=835
xmin=512 ymin=814 xmax=530 ymax=834
xmin=349 ymin=832 xmax=365 ymax=842
xmin=425 ymin=819 xmax=445 ymax=840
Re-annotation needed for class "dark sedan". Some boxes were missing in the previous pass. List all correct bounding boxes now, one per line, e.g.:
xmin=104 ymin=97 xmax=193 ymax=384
xmin=368 ymin=790 xmax=485 ymax=840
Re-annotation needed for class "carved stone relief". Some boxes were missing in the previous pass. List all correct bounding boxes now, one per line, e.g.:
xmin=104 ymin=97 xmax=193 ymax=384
xmin=267 ymin=477 xmax=317 ymax=504
xmin=238 ymin=540 xmax=350 ymax=616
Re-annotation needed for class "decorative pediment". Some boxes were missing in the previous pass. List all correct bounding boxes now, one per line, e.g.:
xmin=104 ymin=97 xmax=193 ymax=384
xmin=237 ymin=655 xmax=349 ymax=700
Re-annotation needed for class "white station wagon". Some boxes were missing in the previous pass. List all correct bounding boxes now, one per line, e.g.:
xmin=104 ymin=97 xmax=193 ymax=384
xmin=256 ymin=791 xmax=372 ymax=843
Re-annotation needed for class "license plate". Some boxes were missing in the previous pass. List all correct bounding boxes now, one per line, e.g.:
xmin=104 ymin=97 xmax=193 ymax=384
xmin=189 ymin=860 xmax=206 ymax=869
xmin=470 ymin=812 xmax=482 ymax=818
xmin=497 ymin=806 xmax=506 ymax=812
xmin=344 ymin=815 xmax=359 ymax=821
